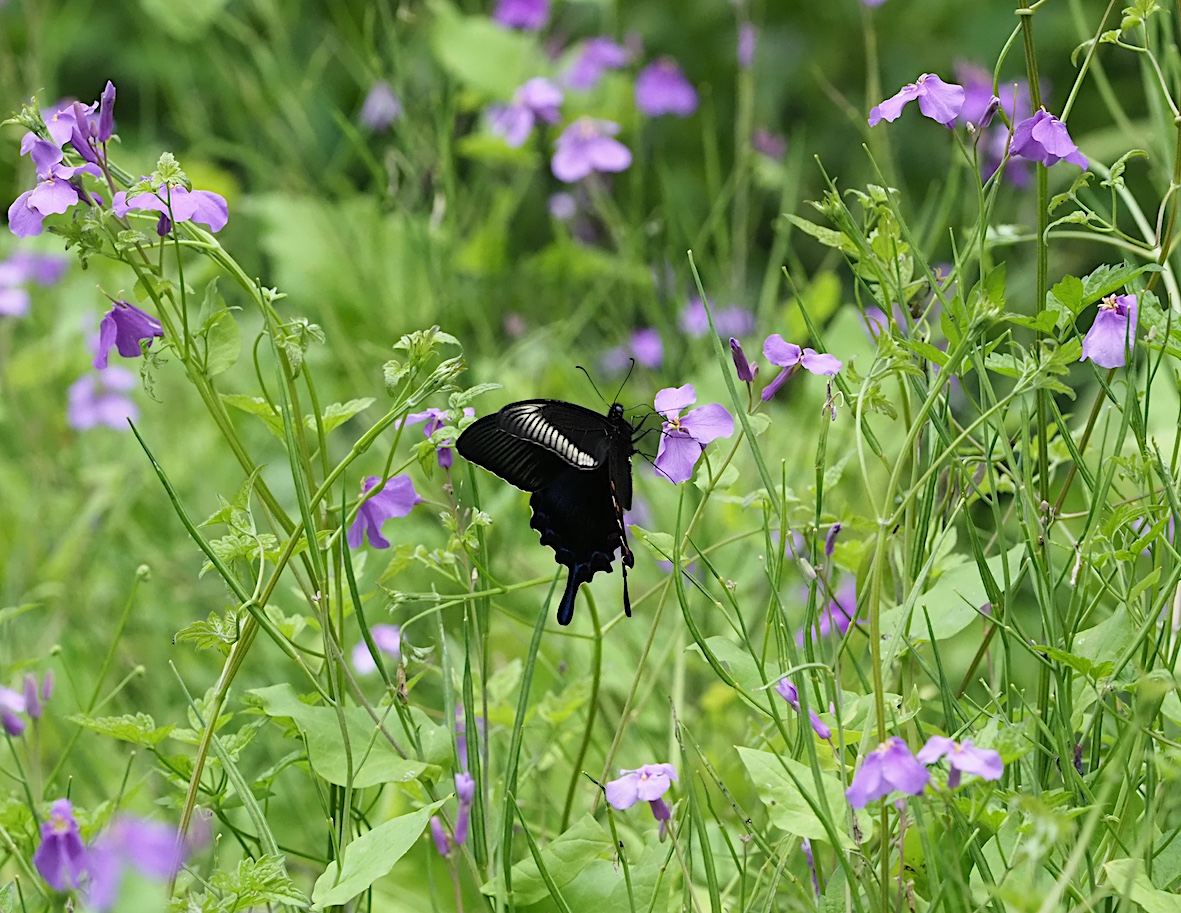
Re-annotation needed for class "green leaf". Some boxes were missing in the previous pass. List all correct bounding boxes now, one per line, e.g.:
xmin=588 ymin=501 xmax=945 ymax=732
xmin=687 ymin=636 xmax=770 ymax=696
xmin=429 ymin=1 xmax=546 ymax=98
xmin=312 ymin=398 xmax=375 ymax=433
xmin=69 ymin=713 xmax=174 ymax=747
xmin=220 ymin=394 xmax=284 ymax=437
xmin=556 ymin=840 xmax=672 ymax=913
xmin=311 ymin=800 xmax=445 ymax=907
xmin=479 ymin=815 xmax=613 ymax=905
xmin=783 ymin=215 xmax=852 ymax=253
xmin=174 ymin=609 xmax=241 ymax=654
xmin=1104 ymin=858 xmax=1181 ymax=913
xmin=1037 ymin=646 xmax=1114 ymax=681
xmin=1049 ymin=274 xmax=1084 ymax=315
xmin=736 ymin=747 xmax=859 ymax=847
xmin=0 ymin=880 xmax=18 ymax=913
xmin=199 ymin=278 xmax=240 ymax=377
xmin=249 ymin=683 xmax=445 ymax=787
xmin=1080 ymin=262 xmax=1159 ymax=307
xmin=209 ymin=854 xmax=308 ymax=909
xmin=1006 ymin=310 xmax=1059 ymax=334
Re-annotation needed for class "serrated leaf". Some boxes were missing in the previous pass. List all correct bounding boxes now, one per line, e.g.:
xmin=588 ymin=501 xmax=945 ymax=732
xmin=69 ymin=713 xmax=174 ymax=747
xmin=479 ymin=815 xmax=613 ymax=905
xmin=1006 ymin=311 xmax=1059 ymax=333
xmin=199 ymin=278 xmax=240 ymax=376
xmin=1081 ymin=262 xmax=1159 ymax=307
xmin=312 ymin=398 xmax=375 ymax=433
xmin=453 ymin=383 xmax=502 ymax=408
xmin=209 ymin=854 xmax=308 ymax=908
xmin=174 ymin=609 xmax=241 ymax=653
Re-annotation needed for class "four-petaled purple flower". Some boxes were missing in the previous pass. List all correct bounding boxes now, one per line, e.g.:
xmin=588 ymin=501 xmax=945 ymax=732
xmin=605 ymin=763 xmax=677 ymax=838
xmin=1081 ymin=294 xmax=1137 ymax=369
xmin=8 ymin=133 xmax=102 ymax=238
xmin=565 ymin=37 xmax=630 ymax=90
xmin=868 ymin=74 xmax=965 ymax=128
xmin=551 ymin=118 xmax=632 ymax=182
xmin=33 ymin=799 xmax=89 ymax=893
xmin=454 ymin=771 xmax=476 ymax=846
xmin=86 ymin=816 xmax=186 ymax=911
xmin=635 ymin=59 xmax=698 ymax=118
xmin=493 ymin=0 xmax=549 ymax=30
xmin=359 ymin=80 xmax=403 ymax=132
xmin=653 ymin=384 xmax=735 ymax=485
xmin=348 ymin=475 xmax=422 ymax=549
xmin=845 ymin=737 xmax=930 ymax=808
xmin=67 ymin=368 xmax=138 ymax=431
xmin=403 ymin=407 xmax=474 ymax=469
xmin=93 ymin=300 xmax=164 ymax=370
xmin=916 ymin=736 xmax=1003 ymax=789
xmin=488 ymin=78 xmax=563 ymax=148
xmin=351 ymin=623 xmax=402 ymax=675
xmin=761 ymin=335 xmax=842 ymax=401
xmin=113 ymin=184 xmax=229 ymax=235
xmin=0 ymin=686 xmax=26 ymax=737
xmin=1009 ymin=109 xmax=1087 ymax=169
xmin=0 ymin=250 xmax=67 ymax=317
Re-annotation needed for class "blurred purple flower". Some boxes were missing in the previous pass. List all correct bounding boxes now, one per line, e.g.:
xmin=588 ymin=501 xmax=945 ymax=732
xmin=548 ymin=192 xmax=577 ymax=220
xmin=454 ymin=771 xmax=476 ymax=846
xmin=23 ymin=674 xmax=43 ymax=720
xmin=487 ymin=77 xmax=563 ymax=148
xmin=403 ymin=406 xmax=474 ymax=468
xmin=1080 ymin=294 xmax=1137 ymax=368
xmin=653 ymin=384 xmax=734 ymax=484
xmin=738 ymin=24 xmax=756 ymax=69
xmin=33 ymin=799 xmax=88 ymax=892
xmin=347 ymin=475 xmax=422 ymax=549
xmin=730 ymin=337 xmax=757 ymax=382
xmin=565 ymin=37 xmax=630 ymax=90
xmin=603 ymin=327 xmax=663 ymax=373
xmin=429 ymin=816 xmax=451 ymax=857
xmin=0 ymin=686 xmax=26 ymax=737
xmin=802 ymin=838 xmax=820 ymax=895
xmin=916 ymin=736 xmax=1003 ymax=789
xmin=93 ymin=300 xmax=163 ymax=369
xmin=551 ymin=118 xmax=632 ymax=182
xmin=359 ymin=80 xmax=403 ymax=131
xmin=678 ymin=297 xmax=756 ymax=338
xmin=868 ymin=74 xmax=964 ymax=128
xmin=846 ymin=738 xmax=929 ymax=808
xmin=351 ymin=624 xmax=402 ymax=675
xmin=635 ymin=59 xmax=698 ymax=117
xmin=1009 ymin=109 xmax=1087 ymax=169
xmin=0 ymin=250 xmax=67 ymax=317
xmin=774 ymin=677 xmax=799 ymax=709
xmin=761 ymin=335 xmax=842 ymax=401
xmin=752 ymin=128 xmax=786 ymax=160
xmin=605 ymin=762 xmax=676 ymax=837
xmin=68 ymin=368 xmax=138 ymax=431
xmin=86 ymin=817 xmax=186 ymax=911
xmin=796 ymin=577 xmax=857 ymax=645
xmin=113 ymin=184 xmax=229 ymax=233
xmin=824 ymin=523 xmax=841 ymax=557
xmin=493 ymin=0 xmax=549 ymax=30
xmin=455 ymin=705 xmax=485 ymax=771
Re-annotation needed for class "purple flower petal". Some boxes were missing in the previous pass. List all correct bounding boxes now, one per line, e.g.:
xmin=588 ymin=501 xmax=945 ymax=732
xmin=493 ymin=0 xmax=549 ymax=30
xmin=763 ymin=334 xmax=802 ymax=367
xmin=347 ymin=475 xmax=422 ymax=549
xmin=679 ymin=403 xmax=734 ymax=445
xmin=654 ymin=383 xmax=696 ymax=417
xmin=869 ymin=74 xmax=964 ymax=127
xmin=1080 ymin=294 xmax=1137 ymax=369
xmin=7 ymin=191 xmax=45 ymax=238
xmin=654 ymin=430 xmax=703 ymax=485
xmin=359 ymin=80 xmax=402 ymax=131
xmin=635 ymin=59 xmax=698 ymax=117
xmin=799 ymin=349 xmax=842 ymax=375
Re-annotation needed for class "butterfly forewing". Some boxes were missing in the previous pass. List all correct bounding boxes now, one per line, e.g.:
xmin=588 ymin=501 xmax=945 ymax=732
xmin=454 ymin=412 xmax=569 ymax=491
xmin=495 ymin=400 xmax=618 ymax=470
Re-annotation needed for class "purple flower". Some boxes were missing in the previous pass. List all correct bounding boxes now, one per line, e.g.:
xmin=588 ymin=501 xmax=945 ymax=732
xmin=845 ymin=738 xmax=930 ymax=808
xmin=824 ymin=523 xmax=841 ymax=557
xmin=752 ymin=128 xmax=786 ymax=160
xmin=796 ymin=577 xmax=857 ymax=645
xmin=605 ymin=762 xmax=676 ymax=836
xmin=0 ymin=250 xmax=67 ymax=317
xmin=774 ymin=678 xmax=832 ymax=740
xmin=86 ymin=817 xmax=185 ymax=911
xmin=359 ymin=80 xmax=402 ymax=131
xmin=454 ymin=771 xmax=476 ymax=846
xmin=678 ymin=297 xmax=756 ymax=338
xmin=953 ymin=62 xmax=1001 ymax=129
xmin=1009 ymin=109 xmax=1087 ymax=169
xmin=1080 ymin=294 xmax=1137 ymax=369
xmin=868 ymin=74 xmax=965 ymax=128
xmin=67 ymin=368 xmax=138 ymax=431
xmin=66 ymin=83 xmax=116 ymax=166
xmin=23 ymin=674 xmax=43 ymax=720
xmin=403 ymin=407 xmax=474 ymax=468
xmin=429 ymin=816 xmax=451 ymax=857
xmin=653 ymin=384 xmax=735 ymax=485
xmin=738 ymin=24 xmax=756 ymax=69
xmin=493 ymin=0 xmax=549 ymax=30
xmin=760 ymin=335 xmax=842 ymax=401
xmin=565 ymin=37 xmax=630 ymax=90
xmin=348 ymin=475 xmax=422 ymax=549
xmin=730 ymin=337 xmax=757 ymax=382
xmin=0 ymin=686 xmax=26 ymax=737
xmin=93 ymin=300 xmax=164 ymax=370
xmin=113 ymin=184 xmax=229 ymax=233
xmin=631 ymin=327 xmax=663 ymax=369
xmin=635 ymin=59 xmax=698 ymax=118
xmin=551 ymin=118 xmax=632 ymax=182
xmin=33 ymin=799 xmax=88 ymax=892
xmin=97 ymin=81 xmax=116 ymax=144
xmin=8 ymin=141 xmax=102 ymax=237
xmin=487 ymin=77 xmax=563 ymax=148
xmin=351 ymin=624 xmax=402 ymax=675
xmin=548 ymin=192 xmax=577 ymax=220
xmin=802 ymin=838 xmax=820 ymax=896
xmin=916 ymin=736 xmax=1003 ymax=789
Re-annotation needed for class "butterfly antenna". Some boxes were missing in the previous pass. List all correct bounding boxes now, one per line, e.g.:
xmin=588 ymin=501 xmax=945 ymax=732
xmin=575 ymin=364 xmax=610 ymax=408
xmin=613 ymin=358 xmax=636 ymax=405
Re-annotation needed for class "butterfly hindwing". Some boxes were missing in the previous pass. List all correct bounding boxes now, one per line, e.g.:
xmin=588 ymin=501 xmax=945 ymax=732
xmin=456 ymin=399 xmax=636 ymax=626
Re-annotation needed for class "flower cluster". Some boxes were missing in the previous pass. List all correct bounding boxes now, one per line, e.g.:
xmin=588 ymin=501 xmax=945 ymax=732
xmin=403 ymin=407 xmax=475 ymax=469
xmin=728 ymin=334 xmax=842 ymax=400
xmin=0 ymin=249 xmax=67 ymax=317
xmin=845 ymin=735 xmax=1002 ymax=808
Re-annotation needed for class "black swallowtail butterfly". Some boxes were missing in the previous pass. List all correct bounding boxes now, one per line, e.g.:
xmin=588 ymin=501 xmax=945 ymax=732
xmin=456 ymin=400 xmax=636 ymax=625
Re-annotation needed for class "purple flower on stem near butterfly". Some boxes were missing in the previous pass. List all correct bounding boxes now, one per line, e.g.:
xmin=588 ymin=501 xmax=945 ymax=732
xmin=493 ymin=0 xmax=549 ymax=30
xmin=1080 ymin=294 xmax=1137 ymax=368
xmin=7 ymin=133 xmax=102 ymax=238
xmin=653 ymin=384 xmax=735 ymax=485
xmin=565 ymin=37 xmax=630 ymax=90
xmin=33 ymin=799 xmax=88 ymax=893
xmin=454 ymin=772 xmax=476 ymax=846
xmin=348 ymin=475 xmax=422 ymax=549
xmin=351 ymin=624 xmax=402 ymax=675
xmin=113 ymin=184 xmax=229 ymax=234
xmin=1009 ymin=109 xmax=1087 ymax=169
xmin=487 ymin=78 xmax=563 ymax=148
xmin=845 ymin=737 xmax=930 ymax=808
xmin=635 ymin=59 xmax=698 ymax=117
xmin=761 ymin=335 xmax=842 ymax=401
xmin=403 ymin=407 xmax=474 ymax=468
xmin=93 ymin=300 xmax=163 ymax=370
xmin=0 ymin=250 xmax=67 ymax=317
xmin=67 ymin=368 xmax=138 ymax=431
xmin=86 ymin=816 xmax=186 ymax=911
xmin=605 ymin=763 xmax=676 ymax=837
xmin=916 ymin=736 xmax=1003 ymax=789
xmin=868 ymin=74 xmax=964 ymax=127
xmin=0 ymin=686 xmax=26 ymax=737
xmin=551 ymin=118 xmax=632 ymax=182
xmin=359 ymin=80 xmax=402 ymax=131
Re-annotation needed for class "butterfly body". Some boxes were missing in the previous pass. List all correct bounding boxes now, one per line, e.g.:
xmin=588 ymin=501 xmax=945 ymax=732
xmin=456 ymin=400 xmax=635 ymax=625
